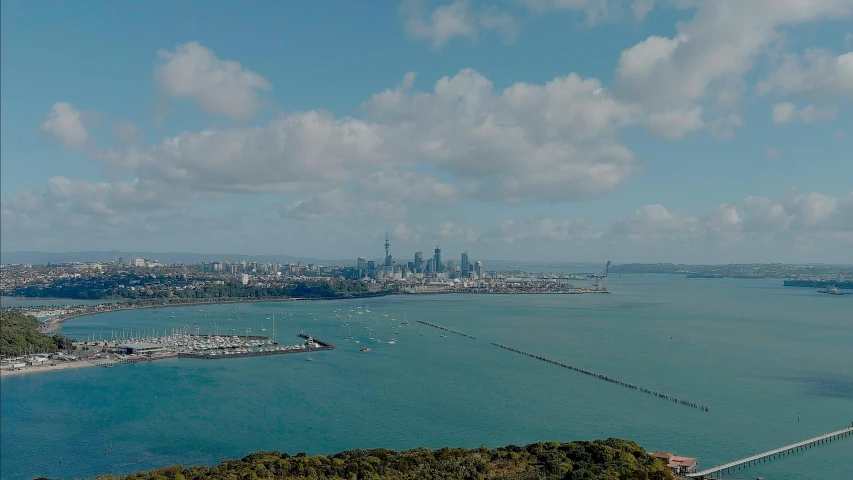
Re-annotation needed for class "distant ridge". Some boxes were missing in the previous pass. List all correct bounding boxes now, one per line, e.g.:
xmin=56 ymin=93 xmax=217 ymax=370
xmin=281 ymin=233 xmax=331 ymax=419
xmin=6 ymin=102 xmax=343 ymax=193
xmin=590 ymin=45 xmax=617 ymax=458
xmin=0 ymin=251 xmax=345 ymax=266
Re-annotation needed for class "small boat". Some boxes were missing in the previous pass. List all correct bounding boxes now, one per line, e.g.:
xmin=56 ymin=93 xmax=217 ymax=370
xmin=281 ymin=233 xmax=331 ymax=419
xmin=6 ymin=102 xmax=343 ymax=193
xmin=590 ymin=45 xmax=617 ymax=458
xmin=387 ymin=338 xmax=396 ymax=344
xmin=360 ymin=347 xmax=371 ymax=352
xmin=419 ymin=329 xmax=425 ymax=336
xmin=306 ymin=354 xmax=314 ymax=362
xmin=440 ymin=334 xmax=448 ymax=338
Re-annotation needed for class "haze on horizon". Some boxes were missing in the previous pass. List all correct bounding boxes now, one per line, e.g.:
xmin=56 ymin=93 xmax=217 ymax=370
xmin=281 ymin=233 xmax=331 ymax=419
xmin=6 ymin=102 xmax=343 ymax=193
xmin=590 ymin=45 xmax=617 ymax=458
xmin=1 ymin=1 xmax=851 ymax=265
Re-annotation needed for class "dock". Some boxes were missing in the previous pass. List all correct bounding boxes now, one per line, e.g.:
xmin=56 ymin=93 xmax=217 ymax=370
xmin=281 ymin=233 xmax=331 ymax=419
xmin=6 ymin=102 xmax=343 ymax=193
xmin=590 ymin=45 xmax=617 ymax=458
xmin=687 ymin=425 xmax=853 ymax=478
xmin=417 ymin=320 xmax=477 ymax=339
xmin=492 ymin=343 xmax=709 ymax=412
xmin=179 ymin=334 xmax=335 ymax=359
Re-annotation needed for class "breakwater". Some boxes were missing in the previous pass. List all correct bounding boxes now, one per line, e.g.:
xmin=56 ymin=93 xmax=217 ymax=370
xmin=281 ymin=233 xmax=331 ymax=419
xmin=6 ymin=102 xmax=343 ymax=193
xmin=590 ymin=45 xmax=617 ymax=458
xmin=178 ymin=346 xmax=333 ymax=359
xmin=416 ymin=320 xmax=477 ymax=339
xmin=491 ymin=343 xmax=709 ymax=412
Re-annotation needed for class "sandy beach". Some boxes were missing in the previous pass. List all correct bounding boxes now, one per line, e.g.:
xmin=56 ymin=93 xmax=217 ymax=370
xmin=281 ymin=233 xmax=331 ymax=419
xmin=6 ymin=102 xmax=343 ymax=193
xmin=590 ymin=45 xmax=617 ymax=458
xmin=1 ymin=361 xmax=95 ymax=377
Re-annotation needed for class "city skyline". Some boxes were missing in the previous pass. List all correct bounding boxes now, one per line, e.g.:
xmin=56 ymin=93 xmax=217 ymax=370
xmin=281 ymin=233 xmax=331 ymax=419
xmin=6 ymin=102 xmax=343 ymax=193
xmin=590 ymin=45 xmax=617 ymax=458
xmin=2 ymin=1 xmax=852 ymax=264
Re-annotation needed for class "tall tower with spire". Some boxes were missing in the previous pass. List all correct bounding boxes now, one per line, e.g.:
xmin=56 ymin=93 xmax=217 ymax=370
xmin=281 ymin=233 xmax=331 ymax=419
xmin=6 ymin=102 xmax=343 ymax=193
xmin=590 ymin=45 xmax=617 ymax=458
xmin=384 ymin=229 xmax=392 ymax=267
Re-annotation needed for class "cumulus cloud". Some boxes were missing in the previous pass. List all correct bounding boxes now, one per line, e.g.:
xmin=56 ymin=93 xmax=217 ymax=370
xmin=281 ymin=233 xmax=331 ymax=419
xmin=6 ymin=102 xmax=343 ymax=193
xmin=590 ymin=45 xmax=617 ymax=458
xmin=155 ymin=41 xmax=271 ymax=120
xmin=0 ymin=176 xmax=193 ymax=238
xmin=39 ymin=102 xmax=89 ymax=150
xmin=771 ymin=102 xmax=837 ymax=124
xmin=400 ymin=0 xmax=518 ymax=49
xmin=612 ymin=0 xmax=853 ymax=133
xmin=757 ymin=49 xmax=853 ymax=100
xmin=482 ymin=191 xmax=853 ymax=247
xmin=97 ymin=67 xmax=639 ymax=204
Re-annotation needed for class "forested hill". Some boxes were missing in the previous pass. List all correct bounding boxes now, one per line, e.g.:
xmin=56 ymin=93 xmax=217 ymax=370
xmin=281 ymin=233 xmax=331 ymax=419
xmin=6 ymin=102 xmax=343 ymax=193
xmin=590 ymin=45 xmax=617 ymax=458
xmin=83 ymin=439 xmax=674 ymax=480
xmin=0 ymin=310 xmax=73 ymax=356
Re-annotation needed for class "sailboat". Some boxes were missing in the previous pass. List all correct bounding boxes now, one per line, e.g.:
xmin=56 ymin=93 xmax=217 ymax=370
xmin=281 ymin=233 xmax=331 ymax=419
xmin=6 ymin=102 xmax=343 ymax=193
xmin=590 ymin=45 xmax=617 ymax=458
xmin=260 ymin=322 xmax=266 ymax=332
xmin=169 ymin=312 xmax=176 ymax=318
xmin=346 ymin=328 xmax=353 ymax=341
xmin=419 ymin=329 xmax=426 ymax=336
xmin=306 ymin=353 xmax=314 ymax=362
xmin=401 ymin=315 xmax=409 ymax=326
xmin=383 ymin=309 xmax=388 ymax=317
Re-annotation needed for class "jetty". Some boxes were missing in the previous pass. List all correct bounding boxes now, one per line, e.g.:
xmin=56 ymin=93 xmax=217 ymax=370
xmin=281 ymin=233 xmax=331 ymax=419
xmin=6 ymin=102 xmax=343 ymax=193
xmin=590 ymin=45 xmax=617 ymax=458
xmin=492 ymin=343 xmax=709 ymax=412
xmin=417 ymin=320 xmax=477 ymax=339
xmin=687 ymin=425 xmax=853 ymax=478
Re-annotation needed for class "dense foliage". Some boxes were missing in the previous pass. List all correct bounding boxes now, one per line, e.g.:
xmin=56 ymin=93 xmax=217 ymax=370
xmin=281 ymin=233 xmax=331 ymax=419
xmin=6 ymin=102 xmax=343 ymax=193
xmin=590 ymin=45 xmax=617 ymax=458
xmin=0 ymin=310 xmax=72 ymax=356
xmin=783 ymin=280 xmax=853 ymax=289
xmin=89 ymin=439 xmax=674 ymax=480
xmin=13 ymin=276 xmax=372 ymax=300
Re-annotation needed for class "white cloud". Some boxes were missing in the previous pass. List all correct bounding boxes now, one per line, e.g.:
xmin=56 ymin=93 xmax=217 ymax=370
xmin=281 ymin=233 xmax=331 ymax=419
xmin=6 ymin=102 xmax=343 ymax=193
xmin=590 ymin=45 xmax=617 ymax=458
xmin=155 ymin=41 xmax=271 ymax=120
xmin=95 ymin=67 xmax=639 ymax=204
xmin=757 ymin=49 xmax=853 ymax=100
xmin=612 ymin=0 xmax=853 ymax=135
xmin=400 ymin=0 xmax=518 ymax=50
xmin=0 ymin=176 xmax=192 ymax=237
xmin=645 ymin=107 xmax=704 ymax=139
xmin=771 ymin=102 xmax=837 ymax=123
xmin=481 ymin=191 xmax=853 ymax=248
xmin=39 ymin=102 xmax=89 ymax=150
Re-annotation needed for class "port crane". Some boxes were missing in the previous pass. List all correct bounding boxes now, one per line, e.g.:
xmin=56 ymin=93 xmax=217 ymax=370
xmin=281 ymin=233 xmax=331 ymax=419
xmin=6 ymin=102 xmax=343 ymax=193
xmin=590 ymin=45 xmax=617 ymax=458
xmin=592 ymin=260 xmax=611 ymax=292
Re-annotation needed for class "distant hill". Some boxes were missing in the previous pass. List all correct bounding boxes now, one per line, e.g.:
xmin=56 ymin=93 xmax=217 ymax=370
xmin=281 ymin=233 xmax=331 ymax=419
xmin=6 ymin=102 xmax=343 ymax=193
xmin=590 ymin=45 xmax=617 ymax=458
xmin=0 ymin=250 xmax=345 ymax=266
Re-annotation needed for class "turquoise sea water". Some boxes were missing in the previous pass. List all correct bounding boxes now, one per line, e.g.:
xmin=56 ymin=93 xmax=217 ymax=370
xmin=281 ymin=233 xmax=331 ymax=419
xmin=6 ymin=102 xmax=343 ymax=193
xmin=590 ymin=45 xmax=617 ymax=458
xmin=2 ymin=276 xmax=851 ymax=480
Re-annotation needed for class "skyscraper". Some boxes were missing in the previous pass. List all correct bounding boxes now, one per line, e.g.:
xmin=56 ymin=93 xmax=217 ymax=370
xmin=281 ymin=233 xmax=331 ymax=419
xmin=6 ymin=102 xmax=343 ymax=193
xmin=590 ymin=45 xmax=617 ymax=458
xmin=434 ymin=246 xmax=442 ymax=272
xmin=461 ymin=252 xmax=469 ymax=277
xmin=414 ymin=251 xmax=424 ymax=272
xmin=474 ymin=261 xmax=483 ymax=278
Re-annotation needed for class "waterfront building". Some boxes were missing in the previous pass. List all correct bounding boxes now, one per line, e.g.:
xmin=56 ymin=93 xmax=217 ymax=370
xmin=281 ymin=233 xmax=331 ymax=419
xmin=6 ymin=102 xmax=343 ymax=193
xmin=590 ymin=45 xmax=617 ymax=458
xmin=115 ymin=342 xmax=162 ymax=355
xmin=649 ymin=452 xmax=697 ymax=475
xmin=241 ymin=273 xmax=249 ymax=285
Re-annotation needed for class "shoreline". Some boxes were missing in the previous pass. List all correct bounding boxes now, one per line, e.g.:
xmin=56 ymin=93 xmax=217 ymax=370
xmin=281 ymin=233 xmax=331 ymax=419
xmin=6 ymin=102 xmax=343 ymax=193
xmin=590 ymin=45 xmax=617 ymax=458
xmin=31 ymin=292 xmax=393 ymax=334
xmin=0 ymin=361 xmax=95 ymax=377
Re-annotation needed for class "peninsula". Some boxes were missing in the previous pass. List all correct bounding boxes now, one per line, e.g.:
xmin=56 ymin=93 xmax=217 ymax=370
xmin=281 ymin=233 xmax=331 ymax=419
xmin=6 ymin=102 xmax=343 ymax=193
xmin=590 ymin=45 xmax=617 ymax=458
xmin=82 ymin=439 xmax=675 ymax=480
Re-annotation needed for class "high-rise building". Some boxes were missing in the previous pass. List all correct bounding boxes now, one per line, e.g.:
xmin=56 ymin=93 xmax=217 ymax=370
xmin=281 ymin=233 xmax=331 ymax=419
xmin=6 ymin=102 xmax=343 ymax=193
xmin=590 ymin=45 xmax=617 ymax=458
xmin=357 ymin=257 xmax=367 ymax=277
xmin=474 ymin=261 xmax=483 ymax=278
xmin=461 ymin=252 xmax=470 ymax=276
xmin=433 ymin=246 xmax=442 ymax=272
xmin=414 ymin=251 xmax=424 ymax=271
xmin=426 ymin=258 xmax=436 ymax=273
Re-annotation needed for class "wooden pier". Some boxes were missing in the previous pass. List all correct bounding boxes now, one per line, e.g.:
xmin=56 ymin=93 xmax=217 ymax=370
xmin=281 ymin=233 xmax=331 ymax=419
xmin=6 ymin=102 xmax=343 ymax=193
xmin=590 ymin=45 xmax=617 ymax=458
xmin=417 ymin=320 xmax=477 ymax=339
xmin=492 ymin=343 xmax=709 ymax=412
xmin=687 ymin=425 xmax=853 ymax=478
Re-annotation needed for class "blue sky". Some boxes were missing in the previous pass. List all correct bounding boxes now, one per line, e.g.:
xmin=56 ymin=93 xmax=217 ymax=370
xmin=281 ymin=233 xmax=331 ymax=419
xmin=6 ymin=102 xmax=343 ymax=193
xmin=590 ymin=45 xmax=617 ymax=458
xmin=1 ymin=0 xmax=851 ymax=264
